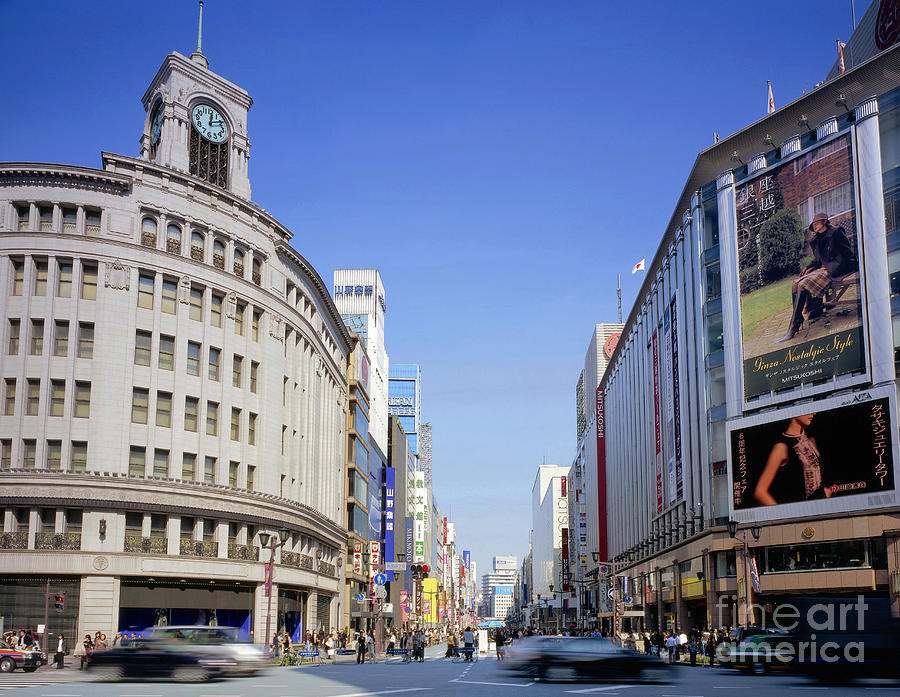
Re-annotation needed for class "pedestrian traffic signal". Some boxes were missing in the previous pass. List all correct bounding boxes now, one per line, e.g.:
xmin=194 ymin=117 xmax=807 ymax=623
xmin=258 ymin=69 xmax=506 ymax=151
xmin=53 ymin=593 xmax=65 ymax=612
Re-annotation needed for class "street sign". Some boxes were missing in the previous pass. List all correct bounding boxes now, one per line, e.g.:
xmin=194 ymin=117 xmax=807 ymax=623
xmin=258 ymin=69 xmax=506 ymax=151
xmin=598 ymin=564 xmax=610 ymax=575
xmin=356 ymin=593 xmax=365 ymax=601
xmin=383 ymin=602 xmax=394 ymax=613
xmin=384 ymin=562 xmax=406 ymax=572
xmin=607 ymin=588 xmax=615 ymax=601
xmin=624 ymin=595 xmax=634 ymax=606
xmin=373 ymin=573 xmax=387 ymax=586
xmin=374 ymin=585 xmax=387 ymax=599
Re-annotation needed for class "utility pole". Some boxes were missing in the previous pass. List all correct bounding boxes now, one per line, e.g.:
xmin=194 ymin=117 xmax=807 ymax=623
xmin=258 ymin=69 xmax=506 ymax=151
xmin=41 ymin=577 xmax=50 ymax=654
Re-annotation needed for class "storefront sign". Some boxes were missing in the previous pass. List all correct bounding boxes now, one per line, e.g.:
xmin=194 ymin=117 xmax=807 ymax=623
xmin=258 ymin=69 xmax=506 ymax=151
xmin=383 ymin=467 xmax=395 ymax=582
xmin=369 ymin=541 xmax=380 ymax=578
xmin=353 ymin=542 xmax=363 ymax=575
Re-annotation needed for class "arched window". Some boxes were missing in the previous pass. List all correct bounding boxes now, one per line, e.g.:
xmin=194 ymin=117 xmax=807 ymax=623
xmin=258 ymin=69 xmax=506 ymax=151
xmin=141 ymin=218 xmax=157 ymax=247
xmin=233 ymin=248 xmax=245 ymax=277
xmin=166 ymin=224 xmax=182 ymax=254
xmin=191 ymin=231 xmax=205 ymax=262
xmin=213 ymin=239 xmax=226 ymax=269
xmin=252 ymin=258 xmax=262 ymax=286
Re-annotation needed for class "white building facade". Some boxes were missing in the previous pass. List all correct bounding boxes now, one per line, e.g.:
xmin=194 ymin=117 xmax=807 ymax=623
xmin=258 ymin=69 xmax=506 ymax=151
xmin=0 ymin=48 xmax=350 ymax=645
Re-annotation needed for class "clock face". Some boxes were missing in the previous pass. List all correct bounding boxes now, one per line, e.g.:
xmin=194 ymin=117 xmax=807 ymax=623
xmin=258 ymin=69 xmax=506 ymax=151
xmin=150 ymin=105 xmax=163 ymax=145
xmin=191 ymin=104 xmax=228 ymax=143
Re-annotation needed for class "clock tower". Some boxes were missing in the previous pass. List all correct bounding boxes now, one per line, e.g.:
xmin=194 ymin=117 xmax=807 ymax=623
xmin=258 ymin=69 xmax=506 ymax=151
xmin=139 ymin=15 xmax=253 ymax=200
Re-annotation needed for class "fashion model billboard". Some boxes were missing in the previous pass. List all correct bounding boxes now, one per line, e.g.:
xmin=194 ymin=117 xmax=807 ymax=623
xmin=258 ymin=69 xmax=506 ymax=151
xmin=734 ymin=134 xmax=865 ymax=399
xmin=729 ymin=386 xmax=897 ymax=522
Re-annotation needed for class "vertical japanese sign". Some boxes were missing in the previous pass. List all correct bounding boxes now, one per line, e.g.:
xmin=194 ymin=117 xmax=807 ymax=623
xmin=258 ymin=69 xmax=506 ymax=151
xmin=670 ymin=297 xmax=684 ymax=501
xmin=663 ymin=305 xmax=677 ymax=504
xmin=652 ymin=331 xmax=663 ymax=512
xmin=405 ymin=518 xmax=413 ymax=562
xmin=369 ymin=540 xmax=380 ymax=578
xmin=595 ymin=385 xmax=608 ymax=562
xmin=383 ymin=467 xmax=395 ymax=582
xmin=353 ymin=541 xmax=363 ymax=575
xmin=413 ymin=472 xmax=426 ymax=562
xmin=399 ymin=589 xmax=409 ymax=621
xmin=561 ymin=527 xmax=570 ymax=591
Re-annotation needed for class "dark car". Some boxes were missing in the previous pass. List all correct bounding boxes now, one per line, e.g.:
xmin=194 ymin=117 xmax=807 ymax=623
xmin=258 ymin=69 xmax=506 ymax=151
xmin=88 ymin=638 xmax=234 ymax=681
xmin=0 ymin=639 xmax=46 ymax=673
xmin=716 ymin=632 xmax=796 ymax=675
xmin=505 ymin=636 xmax=664 ymax=681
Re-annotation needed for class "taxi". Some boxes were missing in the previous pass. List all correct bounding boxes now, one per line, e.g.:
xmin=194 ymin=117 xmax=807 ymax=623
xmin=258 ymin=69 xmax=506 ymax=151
xmin=0 ymin=638 xmax=46 ymax=673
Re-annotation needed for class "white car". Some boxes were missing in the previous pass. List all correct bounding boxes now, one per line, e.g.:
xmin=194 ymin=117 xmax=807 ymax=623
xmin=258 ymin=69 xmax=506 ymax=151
xmin=147 ymin=626 xmax=266 ymax=676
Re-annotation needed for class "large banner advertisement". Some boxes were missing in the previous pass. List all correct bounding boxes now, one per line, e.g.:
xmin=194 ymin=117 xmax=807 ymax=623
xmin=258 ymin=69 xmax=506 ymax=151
xmin=669 ymin=298 xmax=684 ymax=500
xmin=735 ymin=133 xmax=865 ymax=399
xmin=652 ymin=331 xmax=663 ymax=512
xmin=595 ymin=385 xmax=608 ymax=561
xmin=729 ymin=387 xmax=897 ymax=522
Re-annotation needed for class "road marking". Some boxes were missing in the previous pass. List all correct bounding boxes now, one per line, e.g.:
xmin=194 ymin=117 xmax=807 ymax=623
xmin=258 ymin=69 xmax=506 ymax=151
xmin=311 ymin=690 xmax=433 ymax=697
xmin=712 ymin=688 xmax=753 ymax=690
xmin=566 ymin=687 xmax=633 ymax=694
xmin=41 ymin=694 xmax=82 ymax=696
xmin=449 ymin=679 xmax=535 ymax=687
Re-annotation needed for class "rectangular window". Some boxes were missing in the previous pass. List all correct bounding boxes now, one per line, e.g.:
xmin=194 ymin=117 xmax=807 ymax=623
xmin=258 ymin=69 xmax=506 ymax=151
xmin=0 ymin=440 xmax=10 ymax=469
xmin=208 ymin=347 xmax=220 ymax=381
xmin=187 ymin=341 xmax=201 ymax=376
xmin=26 ymin=379 xmax=40 ymax=416
xmin=234 ymin=302 xmax=245 ymax=336
xmin=132 ymin=387 xmax=149 ymax=424
xmin=230 ymin=407 xmax=241 ymax=441
xmin=161 ymin=278 xmax=177 ymax=314
xmin=206 ymin=402 xmax=218 ymax=435
xmin=39 ymin=206 xmax=52 ymax=232
xmin=250 ymin=361 xmax=259 ymax=393
xmin=8 ymin=319 xmax=20 ymax=355
xmin=16 ymin=205 xmax=30 ymax=232
xmin=50 ymin=380 xmax=65 ymax=417
xmin=211 ymin=293 xmax=223 ymax=327
xmin=30 ymin=319 xmax=44 ymax=355
xmin=248 ymin=412 xmax=257 ymax=445
xmin=184 ymin=396 xmax=199 ymax=431
xmin=71 ymin=441 xmax=87 ymax=473
xmin=11 ymin=259 xmax=24 ymax=296
xmin=156 ymin=391 xmax=172 ymax=427
xmin=232 ymin=355 xmax=243 ymax=388
xmin=153 ymin=449 xmax=169 ymax=478
xmin=189 ymin=287 xmax=203 ymax=321
xmin=204 ymin=456 xmax=215 ymax=483
xmin=134 ymin=329 xmax=151 ymax=366
xmin=62 ymin=207 xmax=76 ymax=234
xmin=252 ymin=310 xmax=261 ymax=341
xmin=229 ymin=461 xmax=238 ymax=487
xmin=138 ymin=273 xmax=154 ymax=309
xmin=57 ymin=261 xmax=73 ymax=298
xmin=3 ymin=379 xmax=15 ymax=416
xmin=74 ymin=381 xmax=90 ymax=418
xmin=85 ymin=209 xmax=101 ymax=236
xmin=129 ymin=446 xmax=145 ymax=477
xmin=77 ymin=322 xmax=94 ymax=358
xmin=81 ymin=263 xmax=98 ymax=300
xmin=182 ymin=453 xmax=196 ymax=481
xmin=159 ymin=334 xmax=175 ymax=370
xmin=281 ymin=425 xmax=287 ymax=455
xmin=23 ymin=439 xmax=36 ymax=469
xmin=53 ymin=320 xmax=69 ymax=356
xmin=46 ymin=440 xmax=62 ymax=470
xmin=34 ymin=260 xmax=48 ymax=296
xmin=247 ymin=465 xmax=255 ymax=490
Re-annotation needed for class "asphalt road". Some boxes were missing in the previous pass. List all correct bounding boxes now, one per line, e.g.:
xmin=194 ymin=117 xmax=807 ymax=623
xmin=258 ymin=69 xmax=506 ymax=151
xmin=2 ymin=649 xmax=898 ymax=697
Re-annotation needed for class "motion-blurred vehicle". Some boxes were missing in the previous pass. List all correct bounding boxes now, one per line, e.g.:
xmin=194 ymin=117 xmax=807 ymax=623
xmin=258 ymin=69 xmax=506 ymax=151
xmin=0 ymin=639 xmax=45 ymax=673
xmin=716 ymin=631 xmax=796 ymax=675
xmin=147 ymin=626 xmax=266 ymax=676
xmin=88 ymin=637 xmax=234 ymax=681
xmin=504 ymin=636 xmax=664 ymax=681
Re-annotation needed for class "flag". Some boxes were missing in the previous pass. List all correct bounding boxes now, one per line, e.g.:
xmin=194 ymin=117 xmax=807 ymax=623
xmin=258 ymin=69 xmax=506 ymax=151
xmin=291 ymin=619 xmax=303 ymax=643
xmin=749 ymin=556 xmax=761 ymax=593
xmin=837 ymin=40 xmax=846 ymax=74
xmin=767 ymin=80 xmax=775 ymax=114
xmin=631 ymin=258 xmax=645 ymax=274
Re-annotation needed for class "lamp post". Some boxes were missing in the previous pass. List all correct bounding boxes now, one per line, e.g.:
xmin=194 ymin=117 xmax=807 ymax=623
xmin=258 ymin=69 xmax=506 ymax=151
xmin=726 ymin=520 xmax=761 ymax=626
xmin=258 ymin=528 xmax=290 ymax=653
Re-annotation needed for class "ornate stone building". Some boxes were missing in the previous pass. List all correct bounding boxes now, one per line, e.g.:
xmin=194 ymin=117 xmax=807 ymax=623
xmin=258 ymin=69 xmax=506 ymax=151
xmin=0 ymin=46 xmax=351 ymax=643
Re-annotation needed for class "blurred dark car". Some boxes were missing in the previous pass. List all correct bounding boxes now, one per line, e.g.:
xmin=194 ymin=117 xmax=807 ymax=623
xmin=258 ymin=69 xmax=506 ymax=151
xmin=88 ymin=638 xmax=234 ymax=681
xmin=716 ymin=632 xmax=796 ymax=675
xmin=147 ymin=626 xmax=265 ymax=676
xmin=504 ymin=636 xmax=664 ymax=681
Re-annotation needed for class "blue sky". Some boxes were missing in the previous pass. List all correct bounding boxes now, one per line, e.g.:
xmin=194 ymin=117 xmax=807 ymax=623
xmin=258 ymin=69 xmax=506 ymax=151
xmin=0 ymin=0 xmax=867 ymax=574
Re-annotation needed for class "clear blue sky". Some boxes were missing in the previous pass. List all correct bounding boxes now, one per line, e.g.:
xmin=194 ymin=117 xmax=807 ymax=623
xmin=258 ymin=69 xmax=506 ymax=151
xmin=0 ymin=0 xmax=866 ymax=575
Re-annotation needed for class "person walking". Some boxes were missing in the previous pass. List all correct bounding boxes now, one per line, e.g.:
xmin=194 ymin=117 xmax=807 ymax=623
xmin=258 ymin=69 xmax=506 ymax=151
xmin=54 ymin=633 xmax=67 ymax=669
xmin=664 ymin=632 xmax=677 ymax=664
xmin=462 ymin=626 xmax=475 ymax=662
xmin=495 ymin=629 xmax=505 ymax=660
xmin=366 ymin=630 xmax=376 ymax=663
xmin=80 ymin=635 xmax=94 ymax=670
xmin=706 ymin=631 xmax=718 ymax=668
xmin=356 ymin=632 xmax=366 ymax=664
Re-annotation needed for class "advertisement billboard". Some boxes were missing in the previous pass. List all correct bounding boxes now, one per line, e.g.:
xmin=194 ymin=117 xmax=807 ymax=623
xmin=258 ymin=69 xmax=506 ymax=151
xmin=494 ymin=586 xmax=514 ymax=596
xmin=595 ymin=385 xmax=608 ymax=562
xmin=734 ymin=134 xmax=865 ymax=399
xmin=652 ymin=331 xmax=663 ymax=512
xmin=729 ymin=386 xmax=898 ymax=523
xmin=383 ymin=467 xmax=395 ymax=582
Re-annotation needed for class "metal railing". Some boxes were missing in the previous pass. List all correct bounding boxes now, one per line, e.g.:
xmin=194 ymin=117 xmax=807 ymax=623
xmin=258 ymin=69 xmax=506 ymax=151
xmin=180 ymin=539 xmax=218 ymax=557
xmin=318 ymin=560 xmax=337 ymax=577
xmin=227 ymin=543 xmax=259 ymax=560
xmin=124 ymin=534 xmax=166 ymax=554
xmin=141 ymin=231 xmax=157 ymax=247
xmin=281 ymin=551 xmax=314 ymax=570
xmin=35 ymin=531 xmax=82 ymax=550
xmin=0 ymin=531 xmax=27 ymax=549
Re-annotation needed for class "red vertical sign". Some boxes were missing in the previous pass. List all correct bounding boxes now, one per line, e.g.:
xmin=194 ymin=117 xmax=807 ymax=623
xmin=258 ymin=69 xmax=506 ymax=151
xmin=652 ymin=331 xmax=663 ymax=513
xmin=595 ymin=385 xmax=608 ymax=563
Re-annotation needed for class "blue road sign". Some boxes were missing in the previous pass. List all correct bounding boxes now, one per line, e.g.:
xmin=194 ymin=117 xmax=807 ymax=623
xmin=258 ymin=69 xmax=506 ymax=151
xmin=357 ymin=593 xmax=365 ymax=601
xmin=374 ymin=573 xmax=387 ymax=586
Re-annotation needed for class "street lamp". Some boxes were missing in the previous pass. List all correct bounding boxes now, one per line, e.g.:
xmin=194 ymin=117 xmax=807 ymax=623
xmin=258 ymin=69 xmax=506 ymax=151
xmin=258 ymin=528 xmax=290 ymax=653
xmin=726 ymin=520 xmax=762 ymax=626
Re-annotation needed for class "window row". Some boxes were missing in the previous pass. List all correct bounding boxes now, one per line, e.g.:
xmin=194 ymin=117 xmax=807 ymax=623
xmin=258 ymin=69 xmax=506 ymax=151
xmin=0 ymin=439 xmax=86 ymax=471
xmin=128 ymin=446 xmax=256 ymax=489
xmin=9 ymin=257 xmax=98 ymax=299
xmin=11 ymin=203 xmax=101 ymax=236
xmin=136 ymin=271 xmax=262 ymax=337
xmin=7 ymin=319 xmax=94 ymax=358
xmin=139 ymin=215 xmax=262 ymax=285
xmin=130 ymin=389 xmax=257 ymax=443
xmin=2 ymin=379 xmax=91 ymax=418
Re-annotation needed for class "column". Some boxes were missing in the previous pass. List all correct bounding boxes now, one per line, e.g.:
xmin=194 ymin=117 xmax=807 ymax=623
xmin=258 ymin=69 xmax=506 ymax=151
xmin=715 ymin=169 xmax=741 ymax=415
xmin=77 ymin=576 xmax=120 ymax=646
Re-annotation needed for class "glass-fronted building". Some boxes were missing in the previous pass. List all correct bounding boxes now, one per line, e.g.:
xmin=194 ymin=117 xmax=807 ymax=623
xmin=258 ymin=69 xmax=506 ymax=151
xmin=388 ymin=363 xmax=420 ymax=455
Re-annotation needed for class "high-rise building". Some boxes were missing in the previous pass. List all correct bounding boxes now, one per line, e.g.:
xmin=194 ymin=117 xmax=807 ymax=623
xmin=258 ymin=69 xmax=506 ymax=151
xmin=480 ymin=555 xmax=518 ymax=619
xmin=530 ymin=465 xmax=569 ymax=630
xmin=388 ymin=363 xmax=420 ymax=455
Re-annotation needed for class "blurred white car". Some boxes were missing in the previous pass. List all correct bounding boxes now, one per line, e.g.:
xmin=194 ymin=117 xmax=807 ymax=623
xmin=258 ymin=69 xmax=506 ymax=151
xmin=147 ymin=625 xmax=266 ymax=676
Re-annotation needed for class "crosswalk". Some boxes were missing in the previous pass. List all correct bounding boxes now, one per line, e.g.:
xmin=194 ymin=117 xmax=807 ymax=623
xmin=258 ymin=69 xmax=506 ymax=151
xmin=0 ymin=677 xmax=75 ymax=691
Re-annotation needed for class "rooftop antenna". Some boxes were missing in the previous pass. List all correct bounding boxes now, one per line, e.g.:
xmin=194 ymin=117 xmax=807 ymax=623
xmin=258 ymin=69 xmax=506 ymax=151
xmin=191 ymin=1 xmax=209 ymax=68
xmin=617 ymin=273 xmax=622 ymax=323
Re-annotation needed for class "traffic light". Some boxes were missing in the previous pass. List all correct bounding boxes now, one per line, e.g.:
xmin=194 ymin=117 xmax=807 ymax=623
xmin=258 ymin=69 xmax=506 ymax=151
xmin=410 ymin=564 xmax=430 ymax=578
xmin=53 ymin=593 xmax=65 ymax=613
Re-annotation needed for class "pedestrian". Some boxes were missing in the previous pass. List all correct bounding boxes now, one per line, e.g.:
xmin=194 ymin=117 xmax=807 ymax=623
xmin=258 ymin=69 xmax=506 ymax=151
xmin=664 ymin=632 xmax=677 ymax=664
xmin=462 ymin=626 xmax=474 ymax=662
xmin=96 ymin=634 xmax=108 ymax=651
xmin=706 ymin=631 xmax=718 ymax=668
xmin=80 ymin=634 xmax=93 ymax=670
xmin=366 ymin=630 xmax=376 ymax=662
xmin=356 ymin=632 xmax=366 ymax=664
xmin=388 ymin=629 xmax=397 ymax=653
xmin=495 ymin=629 xmax=505 ymax=660
xmin=54 ymin=633 xmax=67 ymax=669
xmin=688 ymin=635 xmax=699 ymax=666
xmin=325 ymin=631 xmax=335 ymax=662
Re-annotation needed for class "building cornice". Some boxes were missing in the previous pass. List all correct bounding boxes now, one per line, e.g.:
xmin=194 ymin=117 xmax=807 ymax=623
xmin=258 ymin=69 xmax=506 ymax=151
xmin=0 ymin=162 xmax=132 ymax=193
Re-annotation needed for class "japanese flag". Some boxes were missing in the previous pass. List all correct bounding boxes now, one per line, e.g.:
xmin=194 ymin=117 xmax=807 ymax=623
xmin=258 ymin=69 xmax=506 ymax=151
xmin=767 ymin=80 xmax=775 ymax=114
xmin=631 ymin=258 xmax=646 ymax=274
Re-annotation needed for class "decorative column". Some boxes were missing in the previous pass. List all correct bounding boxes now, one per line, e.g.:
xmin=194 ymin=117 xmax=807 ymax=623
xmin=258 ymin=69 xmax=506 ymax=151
xmin=716 ymin=169 xmax=741 ymax=416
